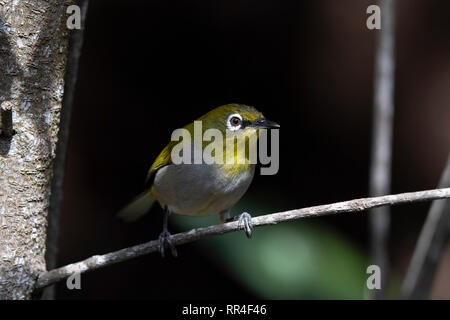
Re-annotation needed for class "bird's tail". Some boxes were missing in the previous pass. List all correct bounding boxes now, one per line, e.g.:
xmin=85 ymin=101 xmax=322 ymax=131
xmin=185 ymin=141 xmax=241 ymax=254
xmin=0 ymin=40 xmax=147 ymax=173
xmin=116 ymin=190 xmax=155 ymax=222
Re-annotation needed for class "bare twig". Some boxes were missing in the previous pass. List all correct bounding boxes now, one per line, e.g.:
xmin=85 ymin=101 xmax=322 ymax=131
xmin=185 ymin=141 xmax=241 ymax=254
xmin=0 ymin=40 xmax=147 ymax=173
xmin=43 ymin=0 xmax=89 ymax=300
xmin=0 ymin=101 xmax=14 ymax=138
xmin=34 ymin=188 xmax=450 ymax=290
xmin=369 ymin=0 xmax=397 ymax=299
xmin=402 ymin=155 xmax=450 ymax=299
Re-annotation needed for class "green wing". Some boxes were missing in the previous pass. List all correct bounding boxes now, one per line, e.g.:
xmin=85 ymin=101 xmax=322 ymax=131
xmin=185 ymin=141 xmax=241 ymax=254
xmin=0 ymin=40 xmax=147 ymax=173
xmin=144 ymin=141 xmax=175 ymax=189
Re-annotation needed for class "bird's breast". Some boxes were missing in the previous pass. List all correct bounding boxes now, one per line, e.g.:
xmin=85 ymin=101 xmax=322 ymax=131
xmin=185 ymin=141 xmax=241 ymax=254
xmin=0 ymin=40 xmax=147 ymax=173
xmin=153 ymin=163 xmax=255 ymax=216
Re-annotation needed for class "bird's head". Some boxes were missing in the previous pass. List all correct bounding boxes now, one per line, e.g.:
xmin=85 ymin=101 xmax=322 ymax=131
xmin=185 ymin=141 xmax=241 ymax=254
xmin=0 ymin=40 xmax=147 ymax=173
xmin=199 ymin=103 xmax=279 ymax=136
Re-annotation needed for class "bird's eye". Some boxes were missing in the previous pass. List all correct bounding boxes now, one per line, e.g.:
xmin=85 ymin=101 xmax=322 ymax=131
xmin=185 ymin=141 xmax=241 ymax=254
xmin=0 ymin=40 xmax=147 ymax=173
xmin=230 ymin=116 xmax=241 ymax=126
xmin=226 ymin=113 xmax=243 ymax=131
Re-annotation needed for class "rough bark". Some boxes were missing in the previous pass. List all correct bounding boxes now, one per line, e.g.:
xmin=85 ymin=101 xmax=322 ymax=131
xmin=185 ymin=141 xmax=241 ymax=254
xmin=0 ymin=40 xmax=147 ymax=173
xmin=0 ymin=0 xmax=72 ymax=299
xmin=43 ymin=0 xmax=88 ymax=300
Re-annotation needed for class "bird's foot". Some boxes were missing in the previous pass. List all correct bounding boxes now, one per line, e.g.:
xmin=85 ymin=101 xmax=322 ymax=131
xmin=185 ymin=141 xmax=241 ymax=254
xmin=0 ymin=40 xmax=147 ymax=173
xmin=236 ymin=212 xmax=253 ymax=238
xmin=158 ymin=230 xmax=178 ymax=258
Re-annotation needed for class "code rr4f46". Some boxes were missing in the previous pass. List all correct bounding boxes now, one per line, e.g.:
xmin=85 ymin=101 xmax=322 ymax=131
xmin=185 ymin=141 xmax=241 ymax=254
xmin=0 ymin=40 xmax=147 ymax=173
xmin=226 ymin=305 xmax=267 ymax=315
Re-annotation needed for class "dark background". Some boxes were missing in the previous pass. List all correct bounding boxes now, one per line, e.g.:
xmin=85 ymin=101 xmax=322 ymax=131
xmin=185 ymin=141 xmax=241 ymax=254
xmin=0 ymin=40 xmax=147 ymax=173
xmin=55 ymin=0 xmax=450 ymax=299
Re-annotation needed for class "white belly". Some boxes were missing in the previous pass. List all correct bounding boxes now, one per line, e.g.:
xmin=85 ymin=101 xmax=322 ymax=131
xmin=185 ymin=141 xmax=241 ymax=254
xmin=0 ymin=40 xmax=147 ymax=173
xmin=153 ymin=164 xmax=255 ymax=216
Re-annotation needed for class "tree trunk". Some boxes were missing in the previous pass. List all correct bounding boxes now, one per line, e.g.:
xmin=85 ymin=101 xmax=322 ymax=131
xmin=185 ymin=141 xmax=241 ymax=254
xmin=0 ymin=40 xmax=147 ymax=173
xmin=0 ymin=0 xmax=72 ymax=299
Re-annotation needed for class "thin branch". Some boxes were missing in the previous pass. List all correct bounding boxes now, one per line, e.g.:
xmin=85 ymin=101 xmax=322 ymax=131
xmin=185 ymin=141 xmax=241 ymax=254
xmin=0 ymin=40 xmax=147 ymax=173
xmin=34 ymin=188 xmax=450 ymax=290
xmin=369 ymin=0 xmax=397 ymax=299
xmin=402 ymin=154 xmax=450 ymax=299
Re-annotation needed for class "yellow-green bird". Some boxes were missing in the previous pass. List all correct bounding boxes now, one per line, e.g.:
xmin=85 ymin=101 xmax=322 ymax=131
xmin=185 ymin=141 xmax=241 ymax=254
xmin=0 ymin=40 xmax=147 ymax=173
xmin=117 ymin=103 xmax=279 ymax=257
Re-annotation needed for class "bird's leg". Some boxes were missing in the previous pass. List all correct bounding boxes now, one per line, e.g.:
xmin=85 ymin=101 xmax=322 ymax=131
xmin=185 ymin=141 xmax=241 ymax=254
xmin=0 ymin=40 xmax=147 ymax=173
xmin=219 ymin=210 xmax=231 ymax=224
xmin=236 ymin=212 xmax=253 ymax=238
xmin=222 ymin=211 xmax=253 ymax=238
xmin=158 ymin=207 xmax=178 ymax=258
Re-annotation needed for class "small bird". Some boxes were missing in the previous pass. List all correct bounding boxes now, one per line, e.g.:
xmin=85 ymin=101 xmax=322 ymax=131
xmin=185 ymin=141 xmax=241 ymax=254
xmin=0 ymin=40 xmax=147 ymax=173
xmin=117 ymin=103 xmax=279 ymax=257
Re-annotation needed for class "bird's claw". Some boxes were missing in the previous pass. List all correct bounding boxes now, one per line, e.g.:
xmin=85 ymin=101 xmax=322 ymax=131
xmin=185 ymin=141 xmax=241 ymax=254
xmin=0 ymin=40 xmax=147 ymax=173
xmin=237 ymin=212 xmax=253 ymax=238
xmin=158 ymin=231 xmax=178 ymax=258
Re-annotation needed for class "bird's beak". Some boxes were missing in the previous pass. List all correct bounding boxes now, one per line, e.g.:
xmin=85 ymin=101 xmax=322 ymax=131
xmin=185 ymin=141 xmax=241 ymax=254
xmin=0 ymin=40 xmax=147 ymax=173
xmin=251 ymin=118 xmax=280 ymax=129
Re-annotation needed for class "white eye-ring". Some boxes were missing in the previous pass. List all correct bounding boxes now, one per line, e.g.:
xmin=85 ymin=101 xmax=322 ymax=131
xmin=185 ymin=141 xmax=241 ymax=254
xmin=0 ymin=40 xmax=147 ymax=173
xmin=226 ymin=113 xmax=242 ymax=131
